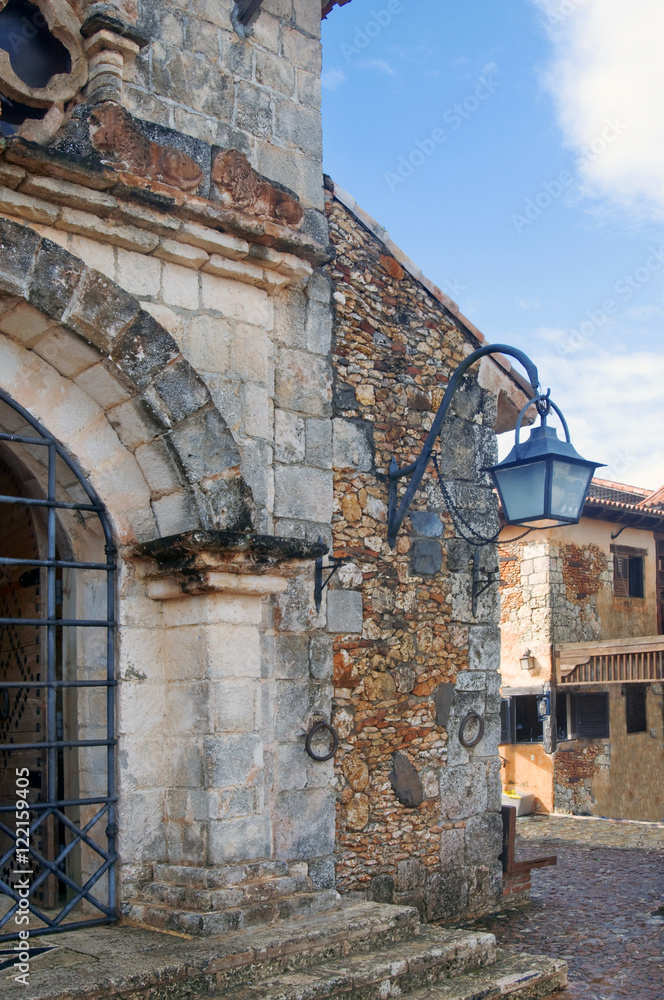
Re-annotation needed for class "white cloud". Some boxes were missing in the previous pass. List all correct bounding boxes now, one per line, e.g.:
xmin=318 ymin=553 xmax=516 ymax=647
xmin=357 ymin=58 xmax=396 ymax=76
xmin=515 ymin=297 xmax=541 ymax=310
xmin=531 ymin=0 xmax=664 ymax=218
xmin=499 ymin=350 xmax=664 ymax=489
xmin=321 ymin=68 xmax=346 ymax=90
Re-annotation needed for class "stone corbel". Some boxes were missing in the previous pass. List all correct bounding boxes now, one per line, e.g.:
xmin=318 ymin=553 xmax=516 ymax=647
xmin=128 ymin=529 xmax=327 ymax=602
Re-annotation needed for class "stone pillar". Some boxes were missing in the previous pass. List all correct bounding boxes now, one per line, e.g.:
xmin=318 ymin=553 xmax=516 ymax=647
xmin=83 ymin=27 xmax=141 ymax=104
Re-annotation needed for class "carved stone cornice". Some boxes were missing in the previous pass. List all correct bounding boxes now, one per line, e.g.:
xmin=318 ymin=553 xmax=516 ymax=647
xmin=129 ymin=530 xmax=327 ymax=600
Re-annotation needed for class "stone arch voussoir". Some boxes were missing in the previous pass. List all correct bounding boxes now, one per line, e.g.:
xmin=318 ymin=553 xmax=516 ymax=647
xmin=0 ymin=216 xmax=252 ymax=538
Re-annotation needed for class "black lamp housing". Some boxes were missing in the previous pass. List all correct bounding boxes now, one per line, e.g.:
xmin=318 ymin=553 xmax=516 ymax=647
xmin=488 ymin=395 xmax=604 ymax=527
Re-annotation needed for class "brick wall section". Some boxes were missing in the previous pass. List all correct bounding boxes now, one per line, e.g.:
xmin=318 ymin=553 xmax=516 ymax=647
xmin=502 ymin=870 xmax=531 ymax=906
xmin=325 ymin=189 xmax=504 ymax=921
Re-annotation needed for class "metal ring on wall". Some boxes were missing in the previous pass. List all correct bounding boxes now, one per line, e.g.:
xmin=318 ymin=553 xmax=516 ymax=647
xmin=458 ymin=711 xmax=485 ymax=748
xmin=305 ymin=721 xmax=339 ymax=762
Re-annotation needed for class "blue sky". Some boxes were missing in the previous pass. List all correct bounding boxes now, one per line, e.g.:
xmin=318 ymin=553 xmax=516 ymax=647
xmin=321 ymin=0 xmax=664 ymax=490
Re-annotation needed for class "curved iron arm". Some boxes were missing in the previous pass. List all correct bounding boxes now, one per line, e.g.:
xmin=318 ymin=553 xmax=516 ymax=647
xmin=386 ymin=344 xmax=540 ymax=547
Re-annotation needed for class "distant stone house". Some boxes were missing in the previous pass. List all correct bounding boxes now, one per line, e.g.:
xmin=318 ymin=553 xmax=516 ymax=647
xmin=499 ymin=478 xmax=664 ymax=822
xmin=0 ymin=0 xmax=533 ymax=941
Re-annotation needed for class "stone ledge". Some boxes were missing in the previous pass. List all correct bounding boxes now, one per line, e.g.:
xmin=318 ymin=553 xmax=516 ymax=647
xmin=1 ymin=137 xmax=331 ymax=268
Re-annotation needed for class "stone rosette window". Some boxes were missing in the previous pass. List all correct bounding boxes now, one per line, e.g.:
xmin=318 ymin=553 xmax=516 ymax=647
xmin=0 ymin=0 xmax=86 ymax=141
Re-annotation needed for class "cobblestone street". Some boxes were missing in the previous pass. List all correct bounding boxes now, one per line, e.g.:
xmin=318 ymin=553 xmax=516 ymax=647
xmin=472 ymin=815 xmax=664 ymax=999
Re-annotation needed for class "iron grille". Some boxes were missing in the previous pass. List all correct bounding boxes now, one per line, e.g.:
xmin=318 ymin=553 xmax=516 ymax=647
xmin=0 ymin=389 xmax=117 ymax=939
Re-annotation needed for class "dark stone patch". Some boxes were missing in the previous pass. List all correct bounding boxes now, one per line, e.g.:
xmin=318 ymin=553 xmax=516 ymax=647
xmin=397 ymin=858 xmax=425 ymax=891
xmin=300 ymin=208 xmax=329 ymax=248
xmin=334 ymin=382 xmax=357 ymax=412
xmin=138 ymin=117 xmax=213 ymax=200
xmin=308 ymin=857 xmax=336 ymax=890
xmin=132 ymin=529 xmax=327 ymax=568
xmin=47 ymin=105 xmax=109 ymax=167
xmin=0 ymin=217 xmax=39 ymax=296
xmin=389 ymin=752 xmax=423 ymax=809
xmin=426 ymin=871 xmax=469 ymax=922
xmin=112 ymin=311 xmax=180 ymax=388
xmin=67 ymin=269 xmax=140 ymax=352
xmin=410 ymin=511 xmax=442 ymax=538
xmin=433 ymin=683 xmax=456 ymax=728
xmin=169 ymin=407 xmax=241 ymax=483
xmin=153 ymin=359 xmax=211 ymax=422
xmin=367 ymin=873 xmax=394 ymax=904
xmin=411 ymin=539 xmax=442 ymax=576
xmin=29 ymin=240 xmax=85 ymax=320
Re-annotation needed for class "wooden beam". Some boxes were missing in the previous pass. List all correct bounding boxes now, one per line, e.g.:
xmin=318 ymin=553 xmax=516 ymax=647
xmin=236 ymin=0 xmax=265 ymax=26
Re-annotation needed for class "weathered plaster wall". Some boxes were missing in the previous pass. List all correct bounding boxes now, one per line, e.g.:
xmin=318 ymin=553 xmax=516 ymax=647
xmin=501 ymin=743 xmax=554 ymax=814
xmin=554 ymin=683 xmax=664 ymax=821
xmin=325 ymin=188 xmax=505 ymax=921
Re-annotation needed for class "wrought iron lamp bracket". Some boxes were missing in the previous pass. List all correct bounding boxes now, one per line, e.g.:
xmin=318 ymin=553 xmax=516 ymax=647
xmin=471 ymin=546 xmax=499 ymax=617
xmin=386 ymin=344 xmax=541 ymax=548
xmin=314 ymin=536 xmax=349 ymax=612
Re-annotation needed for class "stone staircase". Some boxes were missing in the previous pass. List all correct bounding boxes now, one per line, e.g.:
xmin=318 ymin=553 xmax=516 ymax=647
xmin=122 ymin=859 xmax=340 ymax=936
xmin=97 ymin=900 xmax=566 ymax=1000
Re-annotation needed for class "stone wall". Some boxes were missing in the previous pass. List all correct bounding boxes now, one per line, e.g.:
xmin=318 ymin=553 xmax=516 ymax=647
xmin=324 ymin=183 xmax=508 ymax=921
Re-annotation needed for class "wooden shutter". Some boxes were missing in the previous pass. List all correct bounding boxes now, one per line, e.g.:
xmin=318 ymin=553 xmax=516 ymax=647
xmin=574 ymin=692 xmax=609 ymax=739
xmin=614 ymin=555 xmax=629 ymax=597
xmin=625 ymin=684 xmax=647 ymax=733
xmin=500 ymin=698 xmax=512 ymax=744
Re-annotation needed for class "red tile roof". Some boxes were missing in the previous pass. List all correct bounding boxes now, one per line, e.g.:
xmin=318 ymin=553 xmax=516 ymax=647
xmin=322 ymin=0 xmax=353 ymax=17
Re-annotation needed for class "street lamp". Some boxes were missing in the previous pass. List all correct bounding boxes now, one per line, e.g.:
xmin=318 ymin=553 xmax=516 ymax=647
xmin=386 ymin=343 xmax=603 ymax=548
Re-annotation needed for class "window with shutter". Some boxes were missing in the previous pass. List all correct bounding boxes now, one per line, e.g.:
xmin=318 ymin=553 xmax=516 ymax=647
xmin=613 ymin=555 xmax=629 ymax=597
xmin=500 ymin=699 xmax=512 ymax=744
xmin=573 ymin=692 xmax=609 ymax=739
xmin=625 ymin=684 xmax=647 ymax=733
xmin=612 ymin=546 xmax=646 ymax=598
xmin=628 ymin=557 xmax=644 ymax=598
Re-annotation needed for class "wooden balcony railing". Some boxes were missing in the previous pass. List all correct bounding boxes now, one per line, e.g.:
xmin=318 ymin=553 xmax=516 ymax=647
xmin=555 ymin=635 xmax=664 ymax=685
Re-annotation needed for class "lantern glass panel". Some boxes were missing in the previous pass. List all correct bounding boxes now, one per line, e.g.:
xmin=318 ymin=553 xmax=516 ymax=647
xmin=550 ymin=460 xmax=594 ymax=520
xmin=493 ymin=460 xmax=547 ymax=523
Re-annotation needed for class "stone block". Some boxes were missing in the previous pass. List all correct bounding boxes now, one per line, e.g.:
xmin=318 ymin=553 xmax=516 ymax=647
xmin=152 ymin=41 xmax=234 ymax=121
xmin=275 ymin=101 xmax=322 ymax=158
xmin=426 ymin=871 xmax=469 ymax=922
xmin=274 ymin=634 xmax=310 ymax=680
xmin=332 ymin=417 xmax=373 ymax=471
xmin=276 ymin=743 xmax=309 ymax=792
xmin=135 ymin=439 xmax=183 ymax=495
xmin=209 ymin=816 xmax=271 ymax=864
xmin=0 ymin=301 xmax=51 ymax=344
xmin=204 ymin=732 xmax=262 ymax=788
xmin=274 ymin=465 xmax=333 ymax=522
xmin=276 ymin=348 xmax=331 ymax=416
xmin=58 ymin=207 xmax=160 ymax=254
xmin=255 ymin=143 xmax=325 ymax=211
xmin=464 ymin=813 xmax=503 ymax=868
xmin=326 ymin=589 xmax=362 ymax=634
xmin=367 ymin=874 xmax=394 ymax=904
xmin=29 ymin=239 xmax=85 ymax=320
xmin=439 ymin=762 xmax=488 ymax=821
xmin=162 ymin=261 xmax=200 ymax=310
xmin=275 ymin=409 xmax=305 ymax=463
xmin=154 ymin=239 xmax=209 ymax=270
xmin=397 ymin=858 xmax=425 ymax=891
xmin=211 ymin=679 xmax=256 ymax=732
xmin=116 ymin=247 xmax=162 ymax=298
xmin=120 ymin=789 xmax=167 ymax=861
xmin=201 ymin=273 xmax=272 ymax=327
xmin=153 ymin=358 xmax=211 ymax=422
xmin=242 ymin=383 xmax=271 ymax=440
xmin=411 ymin=539 xmax=442 ymax=576
xmin=281 ymin=25 xmax=322 ymax=73
xmin=177 ymin=222 xmax=249 ymax=259
xmin=309 ymin=634 xmax=333 ymax=680
xmin=0 ymin=184 xmax=59 ymax=225
xmin=33 ymin=327 xmax=101 ymax=379
xmin=275 ymin=680 xmax=313 ymax=741
xmin=433 ymin=683 xmax=455 ymax=727
xmin=236 ymin=80 xmax=273 ymax=139
xmin=468 ymin=625 xmax=501 ymax=672
xmin=306 ymin=417 xmax=332 ymax=469
xmin=308 ymin=856 xmax=335 ymax=890
xmin=439 ymin=826 xmax=465 ymax=868
xmin=66 ymin=268 xmax=140 ymax=352
xmin=410 ymin=511 xmax=443 ymax=537
xmin=296 ymin=67 xmax=321 ymax=110
xmin=305 ymin=297 xmax=333 ymax=355
xmin=111 ymin=310 xmax=180 ymax=389
xmin=169 ymin=407 xmax=241 ymax=482
xmin=275 ymin=788 xmax=335 ymax=859
xmin=256 ymin=48 xmax=295 ymax=95
xmin=205 ymin=624 xmax=261 ymax=679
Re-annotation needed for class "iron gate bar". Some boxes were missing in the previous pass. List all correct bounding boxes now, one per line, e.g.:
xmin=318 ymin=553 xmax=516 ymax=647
xmin=0 ymin=680 xmax=118 ymax=688
xmin=0 ymin=495 xmax=99 ymax=511
xmin=0 ymin=557 xmax=115 ymax=569
xmin=0 ymin=795 xmax=118 ymax=812
xmin=0 ymin=388 xmax=117 ymax=938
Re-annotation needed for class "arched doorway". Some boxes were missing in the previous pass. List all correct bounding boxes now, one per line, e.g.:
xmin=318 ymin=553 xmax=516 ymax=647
xmin=0 ymin=389 xmax=117 ymax=939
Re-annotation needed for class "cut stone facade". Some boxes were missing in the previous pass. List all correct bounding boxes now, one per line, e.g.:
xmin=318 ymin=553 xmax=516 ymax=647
xmin=0 ymin=0 xmax=532 ymax=938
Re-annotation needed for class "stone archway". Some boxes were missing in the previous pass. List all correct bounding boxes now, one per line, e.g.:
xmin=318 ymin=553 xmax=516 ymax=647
xmin=0 ymin=216 xmax=252 ymax=543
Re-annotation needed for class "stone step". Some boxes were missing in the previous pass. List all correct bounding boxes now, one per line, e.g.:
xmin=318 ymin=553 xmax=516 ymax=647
xmin=123 ymin=887 xmax=342 ymax=937
xmin=405 ymin=951 xmax=567 ymax=999
xmin=152 ymin=860 xmax=302 ymax=888
xmin=215 ymin=925 xmax=497 ymax=1000
xmin=134 ymin=872 xmax=313 ymax=910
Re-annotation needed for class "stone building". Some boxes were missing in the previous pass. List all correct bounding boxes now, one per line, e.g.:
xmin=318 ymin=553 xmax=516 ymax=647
xmin=0 ymin=0 xmax=551 ymax=954
xmin=500 ymin=478 xmax=664 ymax=821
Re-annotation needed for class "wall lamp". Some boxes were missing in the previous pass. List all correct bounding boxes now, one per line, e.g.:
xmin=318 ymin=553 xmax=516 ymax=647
xmin=386 ymin=344 xmax=604 ymax=548
xmin=520 ymin=649 xmax=536 ymax=671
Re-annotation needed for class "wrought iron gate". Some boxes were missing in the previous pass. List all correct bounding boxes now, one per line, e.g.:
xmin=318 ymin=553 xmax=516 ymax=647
xmin=0 ymin=390 xmax=117 ymax=939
